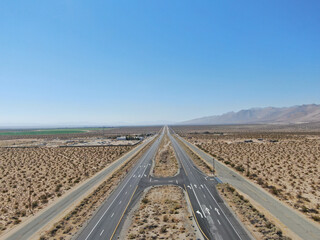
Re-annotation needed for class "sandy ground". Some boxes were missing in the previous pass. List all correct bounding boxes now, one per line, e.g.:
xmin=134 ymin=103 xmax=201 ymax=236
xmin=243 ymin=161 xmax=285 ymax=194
xmin=121 ymin=186 xmax=202 ymax=240
xmin=217 ymin=183 xmax=291 ymax=240
xmin=181 ymin=132 xmax=320 ymax=223
xmin=153 ymin=133 xmax=178 ymax=177
xmin=37 ymin=138 xmax=156 ymax=240
xmin=0 ymin=145 xmax=133 ymax=234
xmin=0 ymin=137 xmax=139 ymax=147
xmin=174 ymin=136 xmax=213 ymax=176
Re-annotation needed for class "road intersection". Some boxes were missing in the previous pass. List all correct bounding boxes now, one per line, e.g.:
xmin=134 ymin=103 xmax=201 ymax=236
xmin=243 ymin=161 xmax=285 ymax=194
xmin=76 ymin=127 xmax=251 ymax=240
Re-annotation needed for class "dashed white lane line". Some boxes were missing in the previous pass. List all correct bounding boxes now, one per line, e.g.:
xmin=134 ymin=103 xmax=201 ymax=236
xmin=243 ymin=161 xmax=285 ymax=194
xmin=100 ymin=229 xmax=104 ymax=236
xmin=111 ymin=213 xmax=114 ymax=218
xmin=217 ymin=220 xmax=221 ymax=225
xmin=203 ymin=194 xmax=206 ymax=198
xmin=119 ymin=201 xmax=122 ymax=205
xmin=203 ymin=185 xmax=242 ymax=240
xmin=125 ymin=191 xmax=127 ymax=195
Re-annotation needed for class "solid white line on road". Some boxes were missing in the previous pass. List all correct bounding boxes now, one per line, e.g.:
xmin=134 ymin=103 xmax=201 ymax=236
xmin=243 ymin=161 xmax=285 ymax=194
xmin=204 ymin=185 xmax=242 ymax=240
xmin=191 ymin=184 xmax=206 ymax=218
xmin=111 ymin=213 xmax=114 ymax=218
xmin=217 ymin=220 xmax=221 ymax=225
xmin=100 ymin=229 xmax=104 ymax=236
xmin=83 ymin=141 xmax=155 ymax=240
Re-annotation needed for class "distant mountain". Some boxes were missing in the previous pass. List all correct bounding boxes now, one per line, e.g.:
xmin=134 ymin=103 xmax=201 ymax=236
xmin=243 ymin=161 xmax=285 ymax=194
xmin=181 ymin=104 xmax=320 ymax=125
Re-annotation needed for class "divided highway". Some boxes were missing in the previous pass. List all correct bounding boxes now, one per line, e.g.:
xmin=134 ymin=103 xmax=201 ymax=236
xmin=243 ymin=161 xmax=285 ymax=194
xmin=168 ymin=128 xmax=250 ymax=240
xmin=77 ymin=126 xmax=251 ymax=240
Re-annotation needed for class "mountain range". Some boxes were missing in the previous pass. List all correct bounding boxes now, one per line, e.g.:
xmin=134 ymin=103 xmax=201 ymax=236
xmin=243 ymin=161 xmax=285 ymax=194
xmin=181 ymin=104 xmax=320 ymax=125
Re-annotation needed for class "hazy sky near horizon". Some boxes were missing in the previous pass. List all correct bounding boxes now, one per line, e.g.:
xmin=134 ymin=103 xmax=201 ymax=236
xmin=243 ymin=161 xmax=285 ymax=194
xmin=1 ymin=1 xmax=319 ymax=126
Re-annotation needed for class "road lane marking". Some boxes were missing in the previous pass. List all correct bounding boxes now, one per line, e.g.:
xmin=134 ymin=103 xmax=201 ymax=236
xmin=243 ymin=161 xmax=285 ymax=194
xmin=100 ymin=229 xmax=104 ymax=236
xmin=111 ymin=213 xmax=114 ymax=218
xmin=119 ymin=201 xmax=122 ymax=205
xmin=83 ymin=141 xmax=155 ymax=240
xmin=110 ymin=186 xmax=138 ymax=240
xmin=205 ymin=207 xmax=210 ymax=215
xmin=203 ymin=194 xmax=206 ymax=198
xmin=217 ymin=220 xmax=221 ymax=225
xmin=176 ymin=180 xmax=178 ymax=184
xmin=196 ymin=210 xmax=203 ymax=218
xmin=204 ymin=185 xmax=242 ymax=240
xmin=215 ymin=208 xmax=220 ymax=215
xmin=191 ymin=184 xmax=206 ymax=218
xmin=184 ymin=185 xmax=209 ymax=240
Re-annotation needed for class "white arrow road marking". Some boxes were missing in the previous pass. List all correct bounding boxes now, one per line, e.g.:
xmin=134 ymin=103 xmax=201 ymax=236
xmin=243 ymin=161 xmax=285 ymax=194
xmin=191 ymin=185 xmax=206 ymax=218
xmin=196 ymin=210 xmax=203 ymax=218
xmin=215 ymin=208 xmax=220 ymax=215
xmin=100 ymin=229 xmax=104 ymax=236
xmin=205 ymin=207 xmax=210 ymax=215
xmin=187 ymin=185 xmax=192 ymax=189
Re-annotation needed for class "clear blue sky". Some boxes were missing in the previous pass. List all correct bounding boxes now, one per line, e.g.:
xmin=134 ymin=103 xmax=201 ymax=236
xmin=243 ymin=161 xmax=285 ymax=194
xmin=1 ymin=1 xmax=319 ymax=126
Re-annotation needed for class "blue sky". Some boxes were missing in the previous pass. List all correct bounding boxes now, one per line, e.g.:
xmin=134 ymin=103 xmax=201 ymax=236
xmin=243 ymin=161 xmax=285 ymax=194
xmin=1 ymin=1 xmax=319 ymax=126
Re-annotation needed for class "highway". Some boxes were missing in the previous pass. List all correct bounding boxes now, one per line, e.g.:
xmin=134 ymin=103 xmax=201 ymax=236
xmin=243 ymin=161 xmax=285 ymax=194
xmin=3 ymin=134 xmax=157 ymax=240
xmin=77 ymin=126 xmax=251 ymax=240
xmin=177 ymin=132 xmax=320 ymax=240
xmin=76 ymin=127 xmax=165 ymax=240
xmin=168 ymin=128 xmax=250 ymax=240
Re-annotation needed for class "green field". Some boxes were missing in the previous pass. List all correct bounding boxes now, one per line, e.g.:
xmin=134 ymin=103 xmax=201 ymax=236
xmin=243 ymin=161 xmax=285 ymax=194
xmin=0 ymin=129 xmax=93 ymax=136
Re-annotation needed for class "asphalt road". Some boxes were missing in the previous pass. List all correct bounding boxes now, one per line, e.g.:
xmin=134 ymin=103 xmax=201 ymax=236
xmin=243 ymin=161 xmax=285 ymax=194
xmin=3 ymin=135 xmax=157 ymax=240
xmin=168 ymin=128 xmax=250 ymax=240
xmin=77 ymin=126 xmax=251 ymax=240
xmin=177 ymin=131 xmax=320 ymax=240
xmin=76 ymin=128 xmax=165 ymax=240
